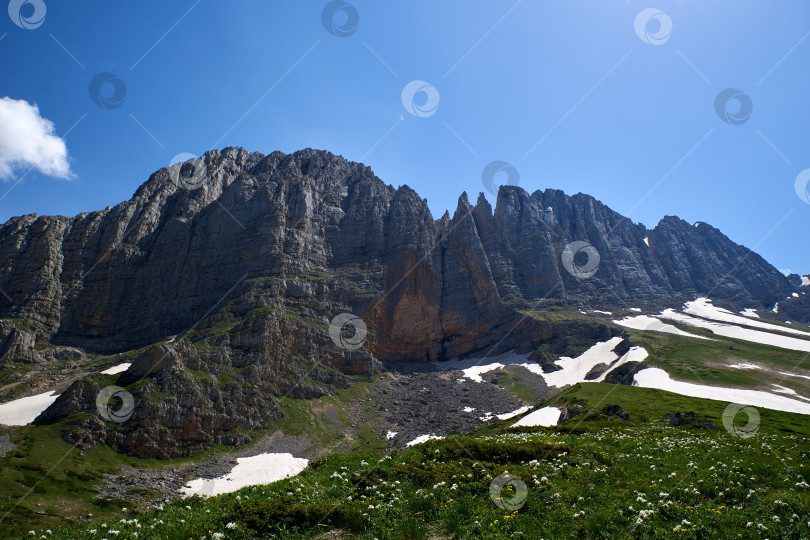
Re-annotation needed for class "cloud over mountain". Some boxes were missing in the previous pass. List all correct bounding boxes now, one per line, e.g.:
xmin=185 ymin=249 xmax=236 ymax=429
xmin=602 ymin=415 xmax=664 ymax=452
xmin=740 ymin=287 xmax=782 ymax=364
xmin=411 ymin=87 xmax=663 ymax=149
xmin=0 ymin=97 xmax=72 ymax=180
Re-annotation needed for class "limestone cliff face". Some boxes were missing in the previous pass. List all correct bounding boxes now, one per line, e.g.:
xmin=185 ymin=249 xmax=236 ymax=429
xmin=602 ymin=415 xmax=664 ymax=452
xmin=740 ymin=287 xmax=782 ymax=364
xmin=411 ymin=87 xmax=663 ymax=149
xmin=0 ymin=147 xmax=802 ymax=457
xmin=0 ymin=147 xmax=796 ymax=358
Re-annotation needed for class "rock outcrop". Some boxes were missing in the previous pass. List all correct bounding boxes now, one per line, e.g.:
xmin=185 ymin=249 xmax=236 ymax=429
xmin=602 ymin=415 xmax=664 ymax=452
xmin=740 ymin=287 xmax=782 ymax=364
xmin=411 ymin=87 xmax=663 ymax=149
xmin=0 ymin=147 xmax=801 ymax=457
xmin=0 ymin=148 xmax=799 ymax=352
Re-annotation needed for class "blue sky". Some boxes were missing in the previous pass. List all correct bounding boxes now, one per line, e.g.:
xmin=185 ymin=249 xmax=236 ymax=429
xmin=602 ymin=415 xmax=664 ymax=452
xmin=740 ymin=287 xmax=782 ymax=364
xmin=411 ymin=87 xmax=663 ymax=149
xmin=1 ymin=0 xmax=808 ymax=273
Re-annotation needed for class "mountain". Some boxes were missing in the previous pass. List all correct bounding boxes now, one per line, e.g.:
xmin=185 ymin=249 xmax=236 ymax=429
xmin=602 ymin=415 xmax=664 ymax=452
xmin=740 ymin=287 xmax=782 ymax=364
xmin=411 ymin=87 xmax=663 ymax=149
xmin=0 ymin=147 xmax=806 ymax=457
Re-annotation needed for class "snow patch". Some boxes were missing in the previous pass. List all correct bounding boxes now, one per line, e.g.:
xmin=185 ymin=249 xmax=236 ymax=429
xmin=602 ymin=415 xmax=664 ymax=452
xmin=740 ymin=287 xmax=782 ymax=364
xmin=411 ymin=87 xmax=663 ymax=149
xmin=643 ymin=237 xmax=649 ymax=246
xmin=496 ymin=406 xmax=531 ymax=420
xmin=728 ymin=363 xmax=760 ymax=370
xmin=590 ymin=310 xmax=613 ymax=315
xmin=802 ymin=276 xmax=810 ymax=287
xmin=479 ymin=406 xmax=532 ymax=423
xmin=440 ymin=351 xmax=544 ymax=383
xmin=512 ymin=406 xmax=562 ymax=427
xmin=179 ymin=453 xmax=309 ymax=497
xmin=629 ymin=308 xmax=642 ymax=312
xmin=771 ymin=385 xmax=796 ymax=395
xmin=779 ymin=371 xmax=810 ymax=381
xmin=595 ymin=346 xmax=649 ymax=382
xmin=739 ymin=309 xmax=759 ymax=318
xmin=684 ymin=298 xmax=810 ymax=337
xmin=793 ymin=293 xmax=800 ymax=298
xmin=660 ymin=309 xmax=810 ymax=353
xmin=613 ymin=315 xmax=711 ymax=340
xmin=101 ymin=363 xmax=131 ymax=375
xmin=0 ymin=391 xmax=59 ymax=426
xmin=542 ymin=337 xmax=624 ymax=388
xmin=406 ymin=434 xmax=443 ymax=447
xmin=386 ymin=431 xmax=398 ymax=440
xmin=462 ymin=406 xmax=475 ymax=413
xmin=633 ymin=368 xmax=810 ymax=415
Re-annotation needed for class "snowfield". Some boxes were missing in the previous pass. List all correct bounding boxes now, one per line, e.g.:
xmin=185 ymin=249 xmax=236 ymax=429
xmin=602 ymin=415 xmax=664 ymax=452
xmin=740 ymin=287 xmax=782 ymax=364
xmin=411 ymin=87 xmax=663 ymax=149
xmin=180 ymin=453 xmax=309 ymax=497
xmin=0 ymin=391 xmax=59 ymax=426
xmin=613 ymin=314 xmax=711 ymax=340
xmin=406 ymin=434 xmax=444 ymax=447
xmin=659 ymin=309 xmax=810 ymax=353
xmin=101 ymin=363 xmax=131 ymax=375
xmin=440 ymin=351 xmax=544 ymax=382
xmin=595 ymin=346 xmax=648 ymax=382
xmin=443 ymin=338 xmax=652 ymax=391
xmin=541 ymin=337 xmax=624 ymax=387
xmin=684 ymin=298 xmax=810 ymax=338
xmin=512 ymin=406 xmax=562 ymax=427
xmin=633 ymin=368 xmax=810 ymax=415
xmin=480 ymin=406 xmax=532 ymax=422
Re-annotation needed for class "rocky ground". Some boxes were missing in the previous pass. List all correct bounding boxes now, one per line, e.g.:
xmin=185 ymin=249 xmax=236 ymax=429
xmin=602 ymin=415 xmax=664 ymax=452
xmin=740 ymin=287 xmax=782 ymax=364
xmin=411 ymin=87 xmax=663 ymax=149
xmin=374 ymin=361 xmax=551 ymax=446
xmin=0 ymin=433 xmax=16 ymax=457
xmin=91 ymin=361 xmax=553 ymax=509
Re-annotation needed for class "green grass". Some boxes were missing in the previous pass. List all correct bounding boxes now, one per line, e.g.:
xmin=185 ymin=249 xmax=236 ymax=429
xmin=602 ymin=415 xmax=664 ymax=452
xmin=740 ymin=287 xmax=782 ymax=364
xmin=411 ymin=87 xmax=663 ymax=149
xmin=491 ymin=369 xmax=542 ymax=404
xmin=5 ymin=306 xmax=810 ymax=538
xmin=37 ymin=383 xmax=810 ymax=539
xmin=0 ymin=425 xmax=169 ymax=536
xmin=2 ymin=318 xmax=32 ymax=331
xmin=624 ymin=324 xmax=810 ymax=395
xmin=186 ymin=318 xmax=240 ymax=341
xmin=518 ymin=305 xmax=597 ymax=324
xmin=284 ymin=312 xmax=327 ymax=330
xmin=273 ymin=379 xmax=386 ymax=455
xmin=546 ymin=382 xmax=810 ymax=436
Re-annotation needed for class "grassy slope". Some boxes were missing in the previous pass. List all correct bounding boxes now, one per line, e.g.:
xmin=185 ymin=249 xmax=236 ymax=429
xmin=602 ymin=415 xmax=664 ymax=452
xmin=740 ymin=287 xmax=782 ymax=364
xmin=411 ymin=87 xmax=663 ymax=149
xmin=0 ymin=379 xmax=386 ymax=537
xmin=576 ymin=306 xmax=810 ymax=396
xmin=625 ymin=323 xmax=810 ymax=396
xmin=35 ymin=383 xmax=810 ymax=540
xmin=4 ymin=306 xmax=810 ymax=538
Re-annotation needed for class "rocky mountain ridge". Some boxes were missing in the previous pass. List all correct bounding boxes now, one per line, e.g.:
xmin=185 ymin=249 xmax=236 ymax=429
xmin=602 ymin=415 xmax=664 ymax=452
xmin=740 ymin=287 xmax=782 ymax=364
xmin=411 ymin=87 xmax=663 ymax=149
xmin=0 ymin=147 xmax=803 ymax=353
xmin=1 ymin=147 xmax=807 ymax=457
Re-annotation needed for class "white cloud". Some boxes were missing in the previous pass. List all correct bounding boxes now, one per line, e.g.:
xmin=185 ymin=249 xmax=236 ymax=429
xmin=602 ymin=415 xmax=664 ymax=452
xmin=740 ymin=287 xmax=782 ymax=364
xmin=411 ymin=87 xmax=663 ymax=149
xmin=0 ymin=97 xmax=72 ymax=180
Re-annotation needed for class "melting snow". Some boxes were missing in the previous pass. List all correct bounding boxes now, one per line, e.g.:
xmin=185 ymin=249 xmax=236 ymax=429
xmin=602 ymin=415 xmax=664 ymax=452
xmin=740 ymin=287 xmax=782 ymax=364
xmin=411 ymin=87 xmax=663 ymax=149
xmin=779 ymin=371 xmax=810 ymax=381
xmin=180 ymin=453 xmax=308 ymax=497
xmin=440 ymin=351 xmax=544 ymax=383
xmin=512 ymin=406 xmax=562 ymax=427
xmin=0 ymin=391 xmax=59 ymax=426
xmin=684 ymin=298 xmax=810 ymax=337
xmin=633 ymin=368 xmax=810 ymax=415
xmin=101 ymin=363 xmax=131 ymax=375
xmin=479 ymin=406 xmax=532 ymax=422
xmin=771 ymin=385 xmax=796 ymax=395
xmin=406 ymin=434 xmax=443 ymax=447
xmin=739 ymin=308 xmax=759 ymax=318
xmin=595 ymin=346 xmax=649 ymax=382
xmin=728 ymin=363 xmax=760 ymax=370
xmin=660 ymin=309 xmax=810 ymax=353
xmin=496 ymin=406 xmax=531 ymax=420
xmin=613 ymin=315 xmax=711 ymax=340
xmin=542 ymin=337 xmax=624 ymax=388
